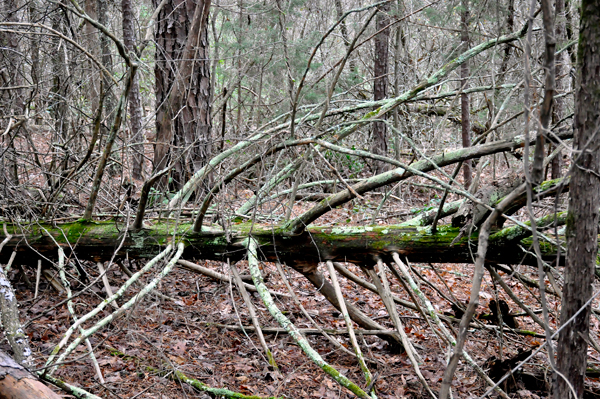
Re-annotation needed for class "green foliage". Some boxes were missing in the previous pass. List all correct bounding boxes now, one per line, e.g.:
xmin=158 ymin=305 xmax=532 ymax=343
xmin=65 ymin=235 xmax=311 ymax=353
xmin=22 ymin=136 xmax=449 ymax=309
xmin=324 ymin=147 xmax=365 ymax=178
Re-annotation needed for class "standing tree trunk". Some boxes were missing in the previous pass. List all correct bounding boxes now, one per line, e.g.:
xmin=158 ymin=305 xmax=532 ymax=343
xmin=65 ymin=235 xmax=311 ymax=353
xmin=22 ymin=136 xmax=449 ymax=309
xmin=97 ymin=0 xmax=116 ymax=118
xmin=371 ymin=2 xmax=390 ymax=174
xmin=153 ymin=0 xmax=212 ymax=191
xmin=334 ymin=0 xmax=357 ymax=82
xmin=460 ymin=0 xmax=472 ymax=189
xmin=49 ymin=8 xmax=70 ymax=188
xmin=551 ymin=0 xmax=568 ymax=179
xmin=122 ymin=0 xmax=145 ymax=180
xmin=84 ymin=0 xmax=100 ymax=112
xmin=0 ymin=0 xmax=24 ymax=187
xmin=554 ymin=1 xmax=600 ymax=397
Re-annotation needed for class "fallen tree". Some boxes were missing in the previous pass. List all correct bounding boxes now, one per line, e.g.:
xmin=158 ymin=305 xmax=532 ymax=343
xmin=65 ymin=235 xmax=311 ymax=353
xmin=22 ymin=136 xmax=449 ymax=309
xmin=1 ymin=216 xmax=569 ymax=271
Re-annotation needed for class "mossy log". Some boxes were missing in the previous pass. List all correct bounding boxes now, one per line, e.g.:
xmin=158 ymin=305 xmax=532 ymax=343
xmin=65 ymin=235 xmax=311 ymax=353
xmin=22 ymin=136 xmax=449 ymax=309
xmin=0 ymin=220 xmax=569 ymax=272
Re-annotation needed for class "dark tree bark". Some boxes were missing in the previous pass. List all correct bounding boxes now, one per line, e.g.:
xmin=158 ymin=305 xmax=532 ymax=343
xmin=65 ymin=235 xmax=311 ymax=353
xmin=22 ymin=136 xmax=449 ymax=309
xmin=0 ymin=0 xmax=23 ymax=186
xmin=371 ymin=2 xmax=390 ymax=174
xmin=122 ymin=0 xmax=145 ymax=180
xmin=97 ymin=0 xmax=116 ymax=118
xmin=551 ymin=0 xmax=568 ymax=179
xmin=460 ymin=0 xmax=472 ymax=189
xmin=554 ymin=1 xmax=600 ymax=397
xmin=84 ymin=0 xmax=100 ymax=111
xmin=153 ymin=0 xmax=212 ymax=191
xmin=533 ymin=0 xmax=556 ymax=186
xmin=49 ymin=8 xmax=70 ymax=188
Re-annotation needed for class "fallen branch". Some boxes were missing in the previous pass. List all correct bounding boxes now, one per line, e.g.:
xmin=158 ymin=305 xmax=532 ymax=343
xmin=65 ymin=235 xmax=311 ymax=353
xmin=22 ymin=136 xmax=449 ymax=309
xmin=230 ymin=261 xmax=278 ymax=370
xmin=178 ymin=259 xmax=289 ymax=297
xmin=208 ymin=323 xmax=398 ymax=336
xmin=325 ymin=260 xmax=372 ymax=388
xmin=365 ymin=260 xmax=436 ymax=398
xmin=246 ymin=237 xmax=371 ymax=398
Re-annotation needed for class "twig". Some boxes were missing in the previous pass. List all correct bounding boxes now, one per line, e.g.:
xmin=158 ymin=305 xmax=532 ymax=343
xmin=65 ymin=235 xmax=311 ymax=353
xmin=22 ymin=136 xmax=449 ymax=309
xmin=325 ymin=261 xmax=372 ymax=388
xmin=97 ymin=262 xmax=119 ymax=310
xmin=273 ymin=262 xmax=381 ymax=364
xmin=245 ymin=237 xmax=370 ymax=398
xmin=46 ymin=244 xmax=180 ymax=374
xmin=0 ymin=224 xmax=12 ymax=252
xmin=178 ymin=259 xmax=289 ymax=297
xmin=4 ymin=250 xmax=16 ymax=272
xmin=486 ymin=265 xmax=548 ymax=330
xmin=391 ymin=253 xmax=510 ymax=399
xmin=333 ymin=262 xmax=419 ymax=311
xmin=34 ymin=260 xmax=42 ymax=299
xmin=209 ymin=323 xmax=398 ymax=336
xmin=229 ymin=260 xmax=278 ymax=370
xmin=431 ymin=162 xmax=463 ymax=234
xmin=39 ymin=373 xmax=103 ymax=399
xmin=365 ymin=261 xmax=437 ymax=399
xmin=56 ymin=249 xmax=104 ymax=383
xmin=313 ymin=146 xmax=363 ymax=199
xmin=150 ymin=364 xmax=282 ymax=399
xmin=440 ymin=184 xmax=526 ymax=399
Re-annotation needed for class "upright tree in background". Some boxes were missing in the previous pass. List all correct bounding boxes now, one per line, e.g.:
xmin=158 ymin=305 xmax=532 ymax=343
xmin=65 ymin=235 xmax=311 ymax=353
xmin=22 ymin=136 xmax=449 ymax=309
xmin=153 ymin=0 xmax=212 ymax=190
xmin=84 ymin=0 xmax=100 ymax=112
xmin=334 ymin=0 xmax=358 ymax=82
xmin=97 ymin=0 xmax=116 ymax=118
xmin=0 ymin=0 xmax=23 ymax=186
xmin=551 ymin=0 xmax=568 ymax=179
xmin=554 ymin=0 xmax=600 ymax=397
xmin=371 ymin=2 xmax=390 ymax=174
xmin=122 ymin=0 xmax=144 ymax=180
xmin=49 ymin=7 xmax=70 ymax=188
xmin=460 ymin=0 xmax=472 ymax=189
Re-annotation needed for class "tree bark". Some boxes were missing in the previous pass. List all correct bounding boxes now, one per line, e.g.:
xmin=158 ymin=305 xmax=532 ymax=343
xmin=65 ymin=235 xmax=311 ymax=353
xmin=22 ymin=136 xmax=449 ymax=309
xmin=460 ymin=0 xmax=472 ymax=189
xmin=122 ymin=0 xmax=145 ymax=180
xmin=0 ymin=267 xmax=32 ymax=366
xmin=153 ymin=0 xmax=212 ymax=191
xmin=551 ymin=0 xmax=568 ymax=179
xmin=0 ymin=350 xmax=61 ymax=399
xmin=0 ymin=0 xmax=23 ymax=187
xmin=97 ymin=0 xmax=116 ymax=118
xmin=48 ymin=8 xmax=71 ymax=189
xmin=554 ymin=1 xmax=600 ymax=397
xmin=371 ymin=2 xmax=390 ymax=174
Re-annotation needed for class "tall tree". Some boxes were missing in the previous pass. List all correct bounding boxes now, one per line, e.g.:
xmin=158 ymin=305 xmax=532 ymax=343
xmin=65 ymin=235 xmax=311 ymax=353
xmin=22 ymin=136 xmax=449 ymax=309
xmin=49 ymin=7 xmax=70 ymax=188
xmin=0 ymin=0 xmax=24 ymax=186
xmin=153 ymin=0 xmax=212 ymax=190
xmin=460 ymin=0 xmax=472 ymax=189
xmin=97 ymin=0 xmax=116 ymax=118
xmin=122 ymin=0 xmax=144 ymax=180
xmin=554 ymin=0 xmax=600 ymax=397
xmin=371 ymin=2 xmax=390 ymax=174
xmin=551 ymin=0 xmax=568 ymax=179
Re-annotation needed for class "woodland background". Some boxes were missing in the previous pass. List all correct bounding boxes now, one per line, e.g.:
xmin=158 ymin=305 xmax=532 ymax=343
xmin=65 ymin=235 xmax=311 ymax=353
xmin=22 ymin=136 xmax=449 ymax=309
xmin=0 ymin=0 xmax=599 ymax=398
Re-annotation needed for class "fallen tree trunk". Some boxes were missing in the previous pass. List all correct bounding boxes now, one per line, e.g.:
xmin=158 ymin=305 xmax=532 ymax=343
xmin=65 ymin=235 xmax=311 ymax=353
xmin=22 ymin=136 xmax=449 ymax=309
xmin=1 ymin=219 xmax=570 ymax=272
xmin=0 ymin=350 xmax=61 ymax=399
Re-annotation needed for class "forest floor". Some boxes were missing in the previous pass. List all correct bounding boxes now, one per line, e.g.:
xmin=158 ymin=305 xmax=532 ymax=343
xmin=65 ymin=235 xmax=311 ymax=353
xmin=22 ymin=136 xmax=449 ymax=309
xmin=12 ymin=185 xmax=600 ymax=399
xmin=7 ymin=134 xmax=600 ymax=398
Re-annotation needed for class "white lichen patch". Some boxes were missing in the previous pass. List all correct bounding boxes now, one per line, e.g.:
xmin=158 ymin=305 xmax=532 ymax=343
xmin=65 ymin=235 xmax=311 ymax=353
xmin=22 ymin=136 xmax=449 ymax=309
xmin=0 ymin=278 xmax=15 ymax=302
xmin=331 ymin=226 xmax=375 ymax=235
